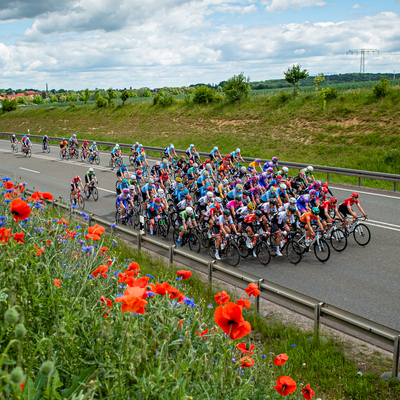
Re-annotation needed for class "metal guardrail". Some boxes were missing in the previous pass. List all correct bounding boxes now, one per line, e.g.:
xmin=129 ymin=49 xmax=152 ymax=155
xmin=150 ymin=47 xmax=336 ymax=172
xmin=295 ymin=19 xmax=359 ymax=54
xmin=2 ymin=132 xmax=400 ymax=191
xmin=35 ymin=193 xmax=400 ymax=378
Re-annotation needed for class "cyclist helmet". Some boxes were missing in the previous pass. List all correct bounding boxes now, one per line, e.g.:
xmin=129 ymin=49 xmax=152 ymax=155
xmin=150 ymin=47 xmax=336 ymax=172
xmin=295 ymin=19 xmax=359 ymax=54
xmin=206 ymin=163 xmax=211 ymax=169
xmin=255 ymin=158 xmax=260 ymax=163
xmin=203 ymin=171 xmax=209 ymax=177
xmin=149 ymin=178 xmax=154 ymax=184
xmin=269 ymin=186 xmax=277 ymax=194
xmin=254 ymin=175 xmax=260 ymax=181
xmin=269 ymin=198 xmax=277 ymax=205
xmin=215 ymin=203 xmax=222 ymax=210
xmin=321 ymin=187 xmax=329 ymax=194
xmin=311 ymin=207 xmax=320 ymax=215
xmin=255 ymin=185 xmax=261 ymax=193
xmin=12 ymin=134 xmax=15 ymax=137
xmin=175 ymin=177 xmax=182 ymax=182
xmin=272 ymin=156 xmax=278 ymax=162
xmin=243 ymin=190 xmax=249 ymax=196
xmin=74 ymin=175 xmax=79 ymax=180
xmin=129 ymin=185 xmax=135 ymax=190
xmin=280 ymin=183 xmax=287 ymax=190
xmin=241 ymin=166 xmax=246 ymax=172
xmin=289 ymin=197 xmax=296 ymax=203
xmin=236 ymin=148 xmax=240 ymax=153
xmin=315 ymin=180 xmax=322 ymax=187
xmin=255 ymin=210 xmax=263 ymax=217
xmin=299 ymin=171 xmax=305 ymax=176
xmin=163 ymin=159 xmax=168 ymax=164
xmin=282 ymin=167 xmax=289 ymax=173
xmin=181 ymin=155 xmax=185 ymax=159
xmin=135 ymin=142 xmax=139 ymax=145
xmin=156 ymin=161 xmax=161 ymax=166
xmin=352 ymin=192 xmax=359 ymax=198
xmin=307 ymin=166 xmax=313 ymax=172
xmin=206 ymin=186 xmax=213 ymax=191
xmin=225 ymin=154 xmax=230 ymax=159
xmin=73 ymin=134 xmax=76 ymax=138
xmin=205 ymin=158 xmax=210 ymax=163
xmin=139 ymin=144 xmax=143 ymax=147
xmin=116 ymin=144 xmax=120 ymax=148
xmin=193 ymin=163 xmax=198 ymax=168
xmin=183 ymin=188 xmax=189 ymax=195
xmin=158 ymin=188 xmax=164 ymax=195
xmin=62 ymin=138 xmax=66 ymax=141
xmin=236 ymin=184 xmax=243 ymax=190
xmin=123 ymin=189 xmax=129 ymax=194
xmin=162 ymin=169 xmax=168 ymax=175
xmin=309 ymin=190 xmax=317 ymax=196
xmin=276 ymin=175 xmax=282 ymax=180
xmin=215 ymin=197 xmax=222 ymax=203
xmin=234 ymin=195 xmax=241 ymax=201
xmin=122 ymin=163 xmax=127 ymax=167
xmin=223 ymin=209 xmax=231 ymax=216
xmin=93 ymin=141 xmax=96 ymax=145
xmin=122 ymin=178 xmax=127 ymax=184
xmin=214 ymin=146 xmax=218 ymax=151
xmin=89 ymin=168 xmax=94 ymax=172
xmin=190 ymin=144 xmax=194 ymax=148
xmin=170 ymin=144 xmax=174 ymax=149
xmin=186 ymin=207 xmax=194 ymax=215
xmin=248 ymin=202 xmax=255 ymax=210
xmin=189 ymin=160 xmax=194 ymax=165
xmin=288 ymin=205 xmax=297 ymax=214
xmin=330 ymin=196 xmax=338 ymax=203
xmin=207 ymin=192 xmax=213 ymax=198
xmin=222 ymin=179 xmax=229 ymax=185
xmin=154 ymin=197 xmax=161 ymax=203
xmin=136 ymin=170 xmax=142 ymax=176
xmin=267 ymin=161 xmax=273 ymax=167
xmin=267 ymin=167 xmax=274 ymax=174
xmin=178 ymin=183 xmax=184 ymax=188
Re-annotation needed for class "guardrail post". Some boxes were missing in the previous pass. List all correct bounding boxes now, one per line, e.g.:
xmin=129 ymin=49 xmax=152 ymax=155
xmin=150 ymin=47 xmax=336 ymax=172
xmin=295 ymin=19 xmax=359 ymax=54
xmin=255 ymin=279 xmax=264 ymax=314
xmin=358 ymin=176 xmax=362 ymax=186
xmin=88 ymin=214 xmax=93 ymax=227
xmin=394 ymin=182 xmax=397 ymax=192
xmin=137 ymin=231 xmax=142 ymax=251
xmin=327 ymin=172 xmax=330 ymax=183
xmin=207 ymin=261 xmax=214 ymax=286
xmin=392 ymin=335 xmax=400 ymax=378
xmin=314 ymin=302 xmax=324 ymax=341
xmin=139 ymin=215 xmax=145 ymax=235
xmin=168 ymin=245 xmax=175 ymax=267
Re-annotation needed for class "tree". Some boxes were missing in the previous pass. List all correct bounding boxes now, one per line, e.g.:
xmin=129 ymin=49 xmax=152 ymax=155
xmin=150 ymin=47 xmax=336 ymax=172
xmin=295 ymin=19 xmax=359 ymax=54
xmin=105 ymin=87 xmax=117 ymax=107
xmin=17 ymin=96 xmax=26 ymax=104
xmin=224 ymin=72 xmax=251 ymax=102
xmin=33 ymin=95 xmax=43 ymax=104
xmin=121 ymin=89 xmax=130 ymax=105
xmin=96 ymin=96 xmax=107 ymax=108
xmin=284 ymin=64 xmax=309 ymax=95
xmin=142 ymin=89 xmax=152 ymax=97
xmin=193 ymin=85 xmax=215 ymax=104
xmin=83 ymin=88 xmax=90 ymax=105
xmin=373 ymin=77 xmax=390 ymax=99
xmin=314 ymin=73 xmax=325 ymax=94
xmin=130 ymin=91 xmax=138 ymax=98
xmin=1 ymin=98 xmax=18 ymax=112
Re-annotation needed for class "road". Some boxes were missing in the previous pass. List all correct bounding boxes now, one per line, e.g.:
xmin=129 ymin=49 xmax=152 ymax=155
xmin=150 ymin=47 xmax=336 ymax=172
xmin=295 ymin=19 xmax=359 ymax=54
xmin=1 ymin=140 xmax=399 ymax=331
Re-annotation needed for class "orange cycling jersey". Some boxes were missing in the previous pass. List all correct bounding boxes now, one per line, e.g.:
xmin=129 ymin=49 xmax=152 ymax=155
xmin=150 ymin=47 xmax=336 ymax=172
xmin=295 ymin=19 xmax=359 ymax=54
xmin=300 ymin=212 xmax=320 ymax=224
xmin=218 ymin=164 xmax=229 ymax=172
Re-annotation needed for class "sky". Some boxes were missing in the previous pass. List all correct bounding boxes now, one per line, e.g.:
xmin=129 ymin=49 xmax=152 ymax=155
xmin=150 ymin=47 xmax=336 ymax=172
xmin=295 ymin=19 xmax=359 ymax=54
xmin=0 ymin=0 xmax=400 ymax=90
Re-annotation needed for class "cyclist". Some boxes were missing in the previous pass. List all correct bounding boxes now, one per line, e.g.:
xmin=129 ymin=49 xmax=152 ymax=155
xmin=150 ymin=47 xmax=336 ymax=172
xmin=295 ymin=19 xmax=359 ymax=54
xmin=215 ymin=179 xmax=229 ymax=199
xmin=187 ymin=162 xmax=199 ymax=185
xmin=117 ymin=163 xmax=129 ymax=183
xmin=111 ymin=144 xmax=122 ymax=167
xmin=131 ymin=142 xmax=140 ymax=157
xmin=240 ymin=209 xmax=266 ymax=252
xmin=10 ymin=134 xmax=18 ymax=148
xmin=60 ymin=138 xmax=68 ymax=157
xmin=209 ymin=146 xmax=221 ymax=165
xmin=22 ymin=135 xmax=32 ymax=155
xmin=226 ymin=183 xmax=243 ymax=202
xmin=185 ymin=144 xmax=196 ymax=158
xmin=290 ymin=170 xmax=308 ymax=193
xmin=159 ymin=170 xmax=171 ymax=190
xmin=70 ymin=175 xmax=85 ymax=203
xmin=151 ymin=161 xmax=162 ymax=178
xmin=319 ymin=196 xmax=343 ymax=229
xmin=177 ymin=207 xmax=197 ymax=247
xmin=299 ymin=207 xmax=325 ymax=245
xmin=226 ymin=195 xmax=243 ymax=219
xmin=69 ymin=134 xmax=79 ymax=152
xmin=163 ymin=144 xmax=177 ymax=162
xmin=296 ymin=191 xmax=317 ymax=214
xmin=42 ymin=134 xmax=49 ymax=150
xmin=147 ymin=197 xmax=164 ymax=236
xmin=84 ymin=168 xmax=98 ymax=195
xmin=196 ymin=170 xmax=211 ymax=189
xmin=214 ymin=209 xmax=238 ymax=260
xmin=116 ymin=189 xmax=135 ymax=220
xmin=276 ymin=183 xmax=289 ymax=205
xmin=236 ymin=201 xmax=256 ymax=224
xmin=259 ymin=197 xmax=278 ymax=220
xmin=300 ymin=166 xmax=315 ymax=183
xmin=135 ymin=150 xmax=149 ymax=171
xmin=160 ymin=158 xmax=171 ymax=174
xmin=271 ymin=205 xmax=296 ymax=256
xmin=338 ymin=192 xmax=367 ymax=231
xmin=277 ymin=166 xmax=289 ymax=180
xmin=260 ymin=186 xmax=278 ymax=204
xmin=230 ymin=148 xmax=244 ymax=166
xmin=234 ymin=166 xmax=248 ymax=181
xmin=89 ymin=141 xmax=98 ymax=158
xmin=271 ymin=156 xmax=279 ymax=171
xmin=81 ymin=139 xmax=89 ymax=159
xmin=141 ymin=179 xmax=156 ymax=213
xmin=248 ymin=158 xmax=263 ymax=174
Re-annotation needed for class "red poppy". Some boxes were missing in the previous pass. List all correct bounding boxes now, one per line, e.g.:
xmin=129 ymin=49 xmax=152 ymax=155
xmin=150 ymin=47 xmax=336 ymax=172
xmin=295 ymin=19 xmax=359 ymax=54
xmin=274 ymin=376 xmax=297 ymax=396
xmin=10 ymin=199 xmax=31 ymax=222
xmin=177 ymin=292 xmax=186 ymax=303
xmin=214 ymin=302 xmax=251 ymax=340
xmin=302 ymin=383 xmax=315 ymax=400
xmin=99 ymin=296 xmax=113 ymax=317
xmin=34 ymin=244 xmax=44 ymax=256
xmin=236 ymin=297 xmax=250 ymax=309
xmin=11 ymin=232 xmax=25 ymax=244
xmin=85 ymin=233 xmax=101 ymax=241
xmin=178 ymin=319 xmax=184 ymax=328
xmin=115 ymin=286 xmax=148 ymax=314
xmin=91 ymin=265 xmax=109 ymax=278
xmin=245 ymin=283 xmax=260 ymax=297
xmin=4 ymin=181 xmax=14 ymax=190
xmin=236 ymin=343 xmax=256 ymax=355
xmin=274 ymin=353 xmax=289 ymax=366
xmin=119 ymin=275 xmax=149 ymax=288
xmin=177 ymin=270 xmax=192 ymax=280
xmin=42 ymin=192 xmax=54 ymax=201
xmin=30 ymin=190 xmax=43 ymax=201
xmin=128 ymin=261 xmax=140 ymax=271
xmin=214 ymin=290 xmax=230 ymax=305
xmin=0 ymin=228 xmax=11 ymax=244
xmin=100 ymin=245 xmax=108 ymax=255
xmin=153 ymin=282 xmax=171 ymax=295
xmin=168 ymin=287 xmax=181 ymax=300
xmin=53 ymin=278 xmax=62 ymax=287
xmin=19 ymin=379 xmax=26 ymax=391
xmin=58 ymin=218 xmax=69 ymax=225
xmin=88 ymin=224 xmax=105 ymax=236
xmin=239 ymin=356 xmax=254 ymax=368
xmin=195 ymin=328 xmax=209 ymax=340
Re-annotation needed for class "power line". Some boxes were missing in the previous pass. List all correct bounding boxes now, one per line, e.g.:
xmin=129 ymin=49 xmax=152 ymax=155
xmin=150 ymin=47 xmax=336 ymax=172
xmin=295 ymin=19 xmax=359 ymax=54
xmin=346 ymin=49 xmax=379 ymax=73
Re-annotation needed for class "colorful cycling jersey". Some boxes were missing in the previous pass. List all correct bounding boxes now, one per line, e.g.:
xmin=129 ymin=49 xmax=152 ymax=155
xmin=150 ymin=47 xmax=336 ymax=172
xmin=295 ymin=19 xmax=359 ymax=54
xmin=85 ymin=171 xmax=96 ymax=179
xmin=340 ymin=197 xmax=360 ymax=208
xmin=164 ymin=146 xmax=174 ymax=155
xmin=267 ymin=179 xmax=280 ymax=189
xmin=277 ymin=171 xmax=288 ymax=180
xmin=216 ymin=214 xmax=233 ymax=226
xmin=296 ymin=194 xmax=311 ymax=209
xmin=118 ymin=166 xmax=128 ymax=175
xmin=71 ymin=177 xmax=81 ymax=185
xmin=320 ymin=200 xmax=337 ymax=212
xmin=111 ymin=147 xmax=120 ymax=155
xmin=42 ymin=136 xmax=48 ymax=143
xmin=227 ymin=189 xmax=241 ymax=199
xmin=196 ymin=174 xmax=209 ymax=184
xmin=273 ymin=211 xmax=294 ymax=225
xmin=204 ymin=206 xmax=220 ymax=219
xmin=186 ymin=147 xmax=195 ymax=154
xmin=259 ymin=174 xmax=268 ymax=187
xmin=10 ymin=136 xmax=17 ymax=142
xmin=198 ymin=186 xmax=208 ymax=197
xmin=187 ymin=167 xmax=198 ymax=177
xmin=261 ymin=202 xmax=277 ymax=214
xmin=116 ymin=193 xmax=132 ymax=204
xmin=249 ymin=161 xmax=260 ymax=168
xmin=151 ymin=165 xmax=161 ymax=176
xmin=89 ymin=145 xmax=98 ymax=152
xmin=160 ymin=162 xmax=169 ymax=171
xmin=300 ymin=212 xmax=320 ymax=224
xmin=198 ymin=195 xmax=211 ymax=206
xmin=118 ymin=182 xmax=129 ymax=191
xmin=261 ymin=191 xmax=277 ymax=202
xmin=179 ymin=210 xmax=195 ymax=222
xmin=276 ymin=188 xmax=287 ymax=197
xmin=300 ymin=168 xmax=313 ymax=176
xmin=230 ymin=151 xmax=239 ymax=158
xmin=209 ymin=148 xmax=220 ymax=157
xmin=136 ymin=154 xmax=146 ymax=162
xmin=227 ymin=200 xmax=243 ymax=209
xmin=174 ymin=188 xmax=185 ymax=202
xmin=177 ymin=199 xmax=192 ymax=210
xmin=148 ymin=202 xmax=162 ymax=213
xmin=142 ymin=183 xmax=155 ymax=194
xmin=237 ymin=207 xmax=250 ymax=219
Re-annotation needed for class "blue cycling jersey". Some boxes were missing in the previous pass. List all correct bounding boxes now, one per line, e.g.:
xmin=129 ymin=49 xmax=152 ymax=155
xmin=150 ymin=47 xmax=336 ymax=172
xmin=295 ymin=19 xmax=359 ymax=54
xmin=142 ymin=183 xmax=154 ymax=193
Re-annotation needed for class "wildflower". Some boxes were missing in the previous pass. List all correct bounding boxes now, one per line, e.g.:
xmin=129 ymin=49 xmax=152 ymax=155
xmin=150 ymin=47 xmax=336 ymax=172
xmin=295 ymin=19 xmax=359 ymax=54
xmin=98 ymin=296 xmax=113 ymax=317
xmin=85 ymin=224 xmax=105 ymax=240
xmin=115 ymin=286 xmax=148 ymax=314
xmin=195 ymin=328 xmax=208 ymax=340
xmin=30 ymin=190 xmax=43 ymax=201
xmin=112 ymin=239 xmax=118 ymax=247
xmin=177 ymin=270 xmax=192 ymax=280
xmin=0 ymin=227 xmax=11 ymax=244
xmin=214 ymin=302 xmax=251 ymax=340
xmin=236 ymin=343 xmax=256 ymax=355
xmin=91 ymin=265 xmax=109 ymax=278
xmin=153 ymin=282 xmax=171 ymax=295
xmin=3 ymin=181 xmax=14 ymax=189
xmin=42 ymin=192 xmax=54 ymax=201
xmin=168 ymin=287 xmax=181 ymax=300
xmin=128 ymin=261 xmax=140 ymax=273
xmin=183 ymin=297 xmax=196 ymax=308
xmin=53 ymin=278 xmax=62 ymax=287
xmin=100 ymin=246 xmax=109 ymax=255
xmin=274 ymin=353 xmax=289 ymax=366
xmin=214 ymin=290 xmax=230 ymax=305
xmin=10 ymin=199 xmax=31 ymax=222
xmin=302 ymin=383 xmax=315 ymax=400
xmin=207 ymin=303 xmax=213 ymax=309
xmin=58 ymin=218 xmax=69 ymax=226
xmin=274 ymin=376 xmax=297 ymax=397
xmin=178 ymin=319 xmax=184 ymax=329
xmin=34 ymin=244 xmax=44 ymax=256
xmin=11 ymin=232 xmax=25 ymax=244
xmin=245 ymin=283 xmax=260 ymax=297
xmin=261 ymin=354 xmax=267 ymax=358
xmin=239 ymin=356 xmax=254 ymax=368
xmin=236 ymin=296 xmax=250 ymax=309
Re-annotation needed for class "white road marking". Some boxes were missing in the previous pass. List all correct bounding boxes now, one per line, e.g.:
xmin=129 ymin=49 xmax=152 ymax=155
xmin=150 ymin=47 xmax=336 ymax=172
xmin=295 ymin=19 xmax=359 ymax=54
xmin=367 ymin=219 xmax=400 ymax=229
xmin=365 ymin=222 xmax=400 ymax=232
xmin=19 ymin=167 xmax=40 ymax=174
xmin=98 ymin=187 xmax=115 ymax=194
xmin=330 ymin=186 xmax=400 ymax=200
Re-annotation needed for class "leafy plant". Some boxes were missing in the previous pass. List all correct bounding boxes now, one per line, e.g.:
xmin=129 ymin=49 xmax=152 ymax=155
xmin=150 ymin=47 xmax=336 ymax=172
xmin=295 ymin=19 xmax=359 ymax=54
xmin=193 ymin=85 xmax=216 ymax=104
xmin=95 ymin=96 xmax=107 ymax=108
xmin=1 ymin=98 xmax=18 ymax=112
xmin=224 ymin=72 xmax=251 ymax=102
xmin=121 ymin=89 xmax=130 ymax=105
xmin=373 ymin=77 xmax=390 ymax=98
xmin=284 ymin=64 xmax=309 ymax=95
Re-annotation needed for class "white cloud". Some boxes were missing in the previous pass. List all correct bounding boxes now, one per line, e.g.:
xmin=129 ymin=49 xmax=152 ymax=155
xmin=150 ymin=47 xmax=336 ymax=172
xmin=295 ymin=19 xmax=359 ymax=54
xmin=263 ymin=0 xmax=328 ymax=13
xmin=351 ymin=4 xmax=365 ymax=9
xmin=213 ymin=4 xmax=258 ymax=14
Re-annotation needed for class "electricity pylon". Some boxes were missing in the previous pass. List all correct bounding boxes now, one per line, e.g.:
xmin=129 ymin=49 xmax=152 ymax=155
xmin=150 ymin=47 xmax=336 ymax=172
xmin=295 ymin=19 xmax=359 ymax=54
xmin=346 ymin=49 xmax=379 ymax=73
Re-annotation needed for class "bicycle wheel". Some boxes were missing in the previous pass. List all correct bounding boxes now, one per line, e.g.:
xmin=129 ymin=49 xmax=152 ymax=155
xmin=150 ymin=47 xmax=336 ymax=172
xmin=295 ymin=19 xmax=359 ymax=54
xmin=27 ymin=149 xmax=31 ymax=158
xmin=255 ymin=241 xmax=271 ymax=266
xmin=226 ymin=243 xmax=240 ymax=267
xmin=109 ymin=159 xmax=115 ymax=170
xmin=132 ymin=209 xmax=140 ymax=227
xmin=92 ymin=187 xmax=99 ymax=201
xmin=313 ymin=239 xmax=330 ymax=263
xmin=208 ymin=239 xmax=217 ymax=260
xmin=286 ymin=239 xmax=302 ymax=265
xmin=47 ymin=145 xmax=50 ymax=153
xmin=237 ymin=236 xmax=250 ymax=258
xmin=65 ymin=151 xmax=70 ymax=161
xmin=78 ymin=195 xmax=85 ymax=210
xmin=74 ymin=149 xmax=79 ymax=159
xmin=200 ymin=227 xmax=210 ymax=249
xmin=94 ymin=154 xmax=100 ymax=165
xmin=267 ymin=235 xmax=277 ymax=257
xmin=353 ymin=223 xmax=371 ymax=246
xmin=188 ymin=232 xmax=201 ymax=253
xmin=329 ymin=228 xmax=347 ymax=252
xmin=129 ymin=155 xmax=135 ymax=165
xmin=172 ymin=228 xmax=180 ymax=245
xmin=157 ymin=224 xmax=168 ymax=240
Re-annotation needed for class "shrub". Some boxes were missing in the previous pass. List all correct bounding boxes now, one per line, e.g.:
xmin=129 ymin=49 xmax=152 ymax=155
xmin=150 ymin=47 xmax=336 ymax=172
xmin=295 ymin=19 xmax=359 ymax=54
xmin=142 ymin=89 xmax=152 ymax=97
xmin=1 ymin=98 xmax=18 ymax=112
xmin=224 ymin=72 xmax=251 ymax=102
xmin=121 ymin=89 xmax=130 ymax=105
xmin=320 ymin=87 xmax=338 ymax=100
xmin=59 ymin=95 xmax=66 ymax=102
xmin=17 ymin=96 xmax=25 ymax=104
xmin=373 ymin=77 xmax=390 ymax=98
xmin=153 ymin=93 xmax=176 ymax=107
xmin=278 ymin=91 xmax=290 ymax=103
xmin=193 ymin=85 xmax=216 ymax=104
xmin=33 ymin=95 xmax=43 ymax=104
xmin=96 ymin=96 xmax=107 ymax=108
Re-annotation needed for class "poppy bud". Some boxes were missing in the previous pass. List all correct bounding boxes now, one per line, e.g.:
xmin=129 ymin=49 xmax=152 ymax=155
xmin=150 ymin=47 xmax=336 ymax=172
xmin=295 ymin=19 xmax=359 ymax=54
xmin=40 ymin=361 xmax=53 ymax=376
xmin=226 ymin=367 xmax=233 ymax=376
xmin=7 ymin=260 xmax=14 ymax=269
xmin=15 ymin=324 xmax=26 ymax=338
xmin=10 ymin=367 xmax=23 ymax=384
xmin=235 ymin=376 xmax=242 ymax=387
xmin=203 ymin=372 xmax=211 ymax=382
xmin=5 ymin=307 xmax=19 ymax=325
xmin=183 ymin=338 xmax=192 ymax=349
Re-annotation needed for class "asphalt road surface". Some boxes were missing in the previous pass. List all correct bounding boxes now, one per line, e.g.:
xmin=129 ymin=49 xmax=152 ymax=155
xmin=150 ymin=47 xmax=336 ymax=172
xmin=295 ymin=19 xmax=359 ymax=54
xmin=1 ymin=140 xmax=399 ymax=331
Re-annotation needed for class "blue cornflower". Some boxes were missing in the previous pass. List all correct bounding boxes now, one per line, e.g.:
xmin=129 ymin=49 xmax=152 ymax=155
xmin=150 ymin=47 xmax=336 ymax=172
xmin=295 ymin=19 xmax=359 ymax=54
xmin=82 ymin=215 xmax=89 ymax=220
xmin=0 ymin=217 xmax=6 ymax=220
xmin=177 ymin=284 xmax=182 ymax=288
xmin=183 ymin=297 xmax=196 ymax=308
xmin=6 ymin=189 xmax=14 ymax=192
xmin=111 ymin=223 xmax=117 ymax=228
xmin=19 ymin=222 xmax=26 ymax=226
xmin=175 ymin=277 xmax=182 ymax=281
xmin=75 ymin=225 xmax=81 ymax=229
xmin=115 ymin=294 xmax=123 ymax=298
xmin=2 ymin=177 xmax=11 ymax=182
xmin=0 ymin=222 xmax=5 ymax=227
xmin=207 ymin=303 xmax=213 ymax=309
xmin=146 ymin=274 xmax=154 ymax=279
xmin=261 ymin=355 xmax=266 ymax=359
xmin=147 ymin=291 xmax=155 ymax=297
xmin=231 ymin=358 xmax=236 ymax=363
xmin=112 ymin=240 xmax=118 ymax=247
xmin=291 ymin=344 xmax=297 ymax=347
xmin=4 ymin=200 xmax=11 ymax=203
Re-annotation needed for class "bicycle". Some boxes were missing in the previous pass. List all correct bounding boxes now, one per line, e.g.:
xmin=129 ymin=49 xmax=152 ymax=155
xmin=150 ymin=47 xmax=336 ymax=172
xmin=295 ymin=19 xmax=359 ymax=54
xmin=172 ymin=227 xmax=201 ymax=253
xmin=237 ymin=231 xmax=272 ymax=266
xmin=292 ymin=229 xmax=331 ymax=263
xmin=69 ymin=146 xmax=79 ymax=159
xmin=109 ymin=155 xmax=123 ymax=170
xmin=208 ymin=233 xmax=241 ymax=267
xmin=343 ymin=215 xmax=371 ymax=246
xmin=85 ymin=180 xmax=99 ymax=201
xmin=81 ymin=148 xmax=89 ymax=162
xmin=11 ymin=142 xmax=18 ymax=153
xmin=325 ymin=219 xmax=347 ymax=252
xmin=145 ymin=214 xmax=170 ymax=239
xmin=70 ymin=190 xmax=85 ymax=210
xmin=42 ymin=142 xmax=50 ymax=153
xmin=89 ymin=151 xmax=100 ymax=165
xmin=129 ymin=154 xmax=136 ymax=166
xmin=115 ymin=205 xmax=140 ymax=228
xmin=59 ymin=149 xmax=70 ymax=160
xmin=23 ymin=146 xmax=32 ymax=158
